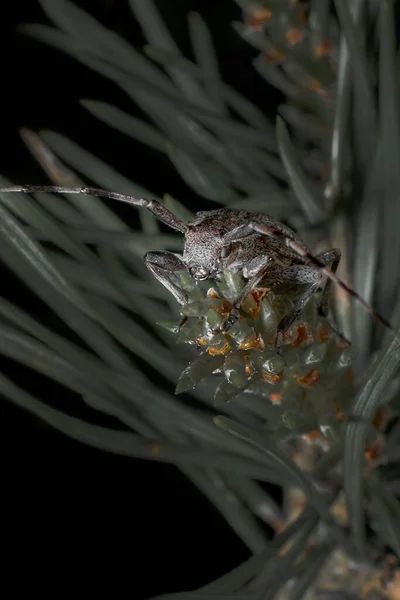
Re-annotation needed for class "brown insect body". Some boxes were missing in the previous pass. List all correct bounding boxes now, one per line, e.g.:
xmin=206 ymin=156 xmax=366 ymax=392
xmin=179 ymin=207 xmax=334 ymax=341
xmin=183 ymin=208 xmax=305 ymax=285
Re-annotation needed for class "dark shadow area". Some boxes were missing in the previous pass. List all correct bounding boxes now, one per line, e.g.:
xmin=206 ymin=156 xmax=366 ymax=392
xmin=1 ymin=2 xmax=282 ymax=597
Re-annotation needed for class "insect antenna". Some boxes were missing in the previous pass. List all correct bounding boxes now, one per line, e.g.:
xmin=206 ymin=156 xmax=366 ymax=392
xmin=0 ymin=185 xmax=187 ymax=233
xmin=289 ymin=239 xmax=397 ymax=336
xmin=259 ymin=225 xmax=400 ymax=343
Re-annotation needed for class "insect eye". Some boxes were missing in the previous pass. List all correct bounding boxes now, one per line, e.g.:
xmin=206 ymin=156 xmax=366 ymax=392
xmin=189 ymin=266 xmax=208 ymax=280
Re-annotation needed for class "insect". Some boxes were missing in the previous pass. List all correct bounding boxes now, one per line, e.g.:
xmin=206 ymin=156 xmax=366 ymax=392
xmin=0 ymin=184 xmax=398 ymax=346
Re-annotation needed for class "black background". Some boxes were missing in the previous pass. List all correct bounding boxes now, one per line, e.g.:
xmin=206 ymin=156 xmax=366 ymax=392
xmin=1 ymin=2 xmax=282 ymax=597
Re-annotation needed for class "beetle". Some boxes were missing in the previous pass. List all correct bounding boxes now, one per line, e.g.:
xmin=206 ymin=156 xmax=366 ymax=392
xmin=0 ymin=184 xmax=397 ymax=346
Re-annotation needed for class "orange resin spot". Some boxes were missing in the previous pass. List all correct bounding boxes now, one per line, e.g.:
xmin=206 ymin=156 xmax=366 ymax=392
xmin=208 ymin=342 xmax=231 ymax=355
xmin=248 ymin=289 xmax=268 ymax=317
xmin=309 ymin=78 xmax=322 ymax=91
xmin=247 ymin=8 xmax=272 ymax=30
xmin=319 ymin=326 xmax=330 ymax=343
xmin=251 ymin=289 xmax=267 ymax=303
xmin=292 ymin=323 xmax=313 ymax=347
xmin=361 ymin=569 xmax=400 ymax=600
xmin=219 ymin=300 xmax=233 ymax=318
xmin=238 ymin=333 xmax=265 ymax=351
xmin=302 ymin=430 xmax=320 ymax=442
xmin=296 ymin=369 xmax=320 ymax=388
xmin=269 ymin=392 xmax=281 ymax=403
xmin=262 ymin=371 xmax=283 ymax=384
xmin=365 ymin=444 xmax=380 ymax=462
xmin=286 ymin=28 xmax=305 ymax=46
xmin=335 ymin=404 xmax=344 ymax=422
xmin=151 ymin=443 xmax=160 ymax=458
xmin=282 ymin=329 xmax=295 ymax=344
xmin=315 ymin=40 xmax=333 ymax=57
xmin=336 ymin=337 xmax=349 ymax=351
xmin=307 ymin=79 xmax=330 ymax=101
xmin=244 ymin=354 xmax=254 ymax=378
xmin=207 ymin=287 xmax=220 ymax=299
xmin=264 ymin=48 xmax=285 ymax=64
xmin=195 ymin=336 xmax=207 ymax=346
xmin=372 ymin=408 xmax=387 ymax=431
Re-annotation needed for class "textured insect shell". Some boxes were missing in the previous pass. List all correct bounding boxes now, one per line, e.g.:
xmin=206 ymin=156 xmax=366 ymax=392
xmin=183 ymin=209 xmax=232 ymax=279
xmin=183 ymin=208 xmax=307 ymax=281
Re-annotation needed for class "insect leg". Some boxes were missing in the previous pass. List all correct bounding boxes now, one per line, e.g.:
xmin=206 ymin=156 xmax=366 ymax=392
xmin=314 ymin=248 xmax=341 ymax=318
xmin=223 ymin=219 xmax=399 ymax=341
xmin=144 ymin=251 xmax=188 ymax=306
xmin=220 ymin=258 xmax=348 ymax=348
xmin=219 ymin=261 xmax=319 ymax=342
xmin=275 ymin=264 xmax=350 ymax=347
xmin=0 ymin=185 xmax=187 ymax=233
xmin=220 ymin=259 xmax=274 ymax=332
xmin=275 ymin=266 xmax=321 ymax=344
